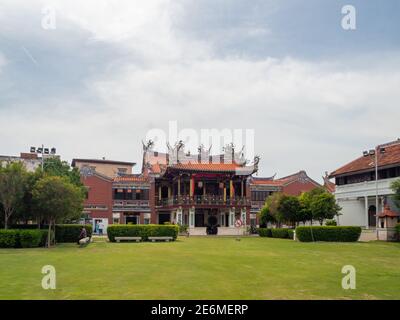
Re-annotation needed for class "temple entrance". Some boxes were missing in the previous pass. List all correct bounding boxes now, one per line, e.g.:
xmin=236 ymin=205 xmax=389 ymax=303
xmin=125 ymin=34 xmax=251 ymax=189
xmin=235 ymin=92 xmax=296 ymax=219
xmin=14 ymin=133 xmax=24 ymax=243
xmin=207 ymin=214 xmax=218 ymax=235
xmin=158 ymin=213 xmax=170 ymax=225
xmin=125 ymin=215 xmax=138 ymax=225
xmin=368 ymin=205 xmax=377 ymax=227
xmin=195 ymin=212 xmax=205 ymax=227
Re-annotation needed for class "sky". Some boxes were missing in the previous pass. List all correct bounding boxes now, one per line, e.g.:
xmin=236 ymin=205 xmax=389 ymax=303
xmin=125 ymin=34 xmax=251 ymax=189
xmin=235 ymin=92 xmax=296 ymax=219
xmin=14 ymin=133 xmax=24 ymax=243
xmin=0 ymin=0 xmax=399 ymax=181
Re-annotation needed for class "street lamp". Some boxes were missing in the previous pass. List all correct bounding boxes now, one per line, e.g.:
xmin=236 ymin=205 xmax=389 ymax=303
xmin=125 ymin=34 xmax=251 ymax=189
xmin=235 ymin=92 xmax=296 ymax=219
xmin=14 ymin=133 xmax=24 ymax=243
xmin=30 ymin=145 xmax=57 ymax=170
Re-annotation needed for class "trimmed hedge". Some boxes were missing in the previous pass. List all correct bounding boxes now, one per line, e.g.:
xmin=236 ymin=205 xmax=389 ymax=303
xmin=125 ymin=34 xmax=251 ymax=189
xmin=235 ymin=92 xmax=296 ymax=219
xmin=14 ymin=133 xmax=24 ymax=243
xmin=0 ymin=230 xmax=19 ymax=248
xmin=271 ymin=228 xmax=289 ymax=239
xmin=10 ymin=224 xmax=92 ymax=243
xmin=0 ymin=229 xmax=47 ymax=248
xmin=54 ymin=224 xmax=92 ymax=243
xmin=19 ymin=230 xmax=42 ymax=248
xmin=296 ymin=226 xmax=362 ymax=242
xmin=107 ymin=224 xmax=179 ymax=242
xmin=258 ymin=228 xmax=272 ymax=237
xmin=258 ymin=228 xmax=294 ymax=239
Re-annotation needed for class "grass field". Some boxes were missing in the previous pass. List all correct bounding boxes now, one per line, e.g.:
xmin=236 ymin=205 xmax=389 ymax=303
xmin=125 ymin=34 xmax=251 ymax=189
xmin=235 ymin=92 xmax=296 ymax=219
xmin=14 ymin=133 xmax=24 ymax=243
xmin=0 ymin=236 xmax=399 ymax=300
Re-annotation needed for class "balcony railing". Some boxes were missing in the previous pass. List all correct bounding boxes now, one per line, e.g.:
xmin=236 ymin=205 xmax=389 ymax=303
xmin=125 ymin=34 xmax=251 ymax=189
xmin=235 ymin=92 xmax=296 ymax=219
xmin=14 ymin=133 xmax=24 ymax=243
xmin=156 ymin=195 xmax=250 ymax=207
xmin=113 ymin=200 xmax=150 ymax=208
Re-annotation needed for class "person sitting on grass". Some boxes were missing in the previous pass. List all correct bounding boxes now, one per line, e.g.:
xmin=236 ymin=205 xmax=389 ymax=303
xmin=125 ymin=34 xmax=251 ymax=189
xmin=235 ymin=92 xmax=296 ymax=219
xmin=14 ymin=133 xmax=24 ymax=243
xmin=77 ymin=227 xmax=87 ymax=245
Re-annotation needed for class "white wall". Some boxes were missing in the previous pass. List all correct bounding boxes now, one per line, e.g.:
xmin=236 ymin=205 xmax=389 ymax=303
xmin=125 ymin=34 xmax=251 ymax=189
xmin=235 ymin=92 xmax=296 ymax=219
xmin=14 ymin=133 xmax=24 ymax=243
xmin=337 ymin=199 xmax=366 ymax=226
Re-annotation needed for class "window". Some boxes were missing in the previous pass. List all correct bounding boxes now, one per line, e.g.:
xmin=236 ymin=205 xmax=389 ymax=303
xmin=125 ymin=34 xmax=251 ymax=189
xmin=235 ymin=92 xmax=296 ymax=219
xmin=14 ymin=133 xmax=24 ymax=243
xmin=251 ymin=191 xmax=270 ymax=201
xmin=144 ymin=218 xmax=150 ymax=225
xmin=118 ymin=168 xmax=127 ymax=174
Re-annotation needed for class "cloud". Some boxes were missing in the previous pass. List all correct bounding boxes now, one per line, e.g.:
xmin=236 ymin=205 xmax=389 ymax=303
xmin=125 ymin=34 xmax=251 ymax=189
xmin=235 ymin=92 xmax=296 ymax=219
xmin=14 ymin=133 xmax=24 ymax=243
xmin=0 ymin=52 xmax=6 ymax=71
xmin=0 ymin=0 xmax=400 ymax=182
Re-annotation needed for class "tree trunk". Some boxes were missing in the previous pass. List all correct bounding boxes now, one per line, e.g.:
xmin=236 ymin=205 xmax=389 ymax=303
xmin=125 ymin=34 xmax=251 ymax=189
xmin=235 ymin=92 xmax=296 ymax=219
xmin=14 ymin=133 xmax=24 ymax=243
xmin=52 ymin=220 xmax=56 ymax=246
xmin=47 ymin=222 xmax=52 ymax=248
xmin=4 ymin=209 xmax=10 ymax=229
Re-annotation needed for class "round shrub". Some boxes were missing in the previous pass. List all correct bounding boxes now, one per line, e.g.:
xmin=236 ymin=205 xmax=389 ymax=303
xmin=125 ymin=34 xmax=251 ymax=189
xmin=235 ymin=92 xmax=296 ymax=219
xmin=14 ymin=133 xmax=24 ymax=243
xmin=295 ymin=226 xmax=362 ymax=242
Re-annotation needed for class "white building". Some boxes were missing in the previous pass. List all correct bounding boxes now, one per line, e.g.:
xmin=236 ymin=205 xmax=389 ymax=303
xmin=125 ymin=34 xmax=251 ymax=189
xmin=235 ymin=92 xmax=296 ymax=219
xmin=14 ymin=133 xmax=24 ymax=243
xmin=329 ymin=140 xmax=400 ymax=230
xmin=0 ymin=152 xmax=58 ymax=172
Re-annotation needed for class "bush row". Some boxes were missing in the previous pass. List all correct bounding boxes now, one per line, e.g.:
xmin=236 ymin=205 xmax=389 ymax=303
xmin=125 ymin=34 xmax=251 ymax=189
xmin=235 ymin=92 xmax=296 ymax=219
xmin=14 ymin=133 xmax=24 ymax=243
xmin=107 ymin=225 xmax=179 ymax=242
xmin=54 ymin=224 xmax=92 ymax=243
xmin=257 ymin=228 xmax=294 ymax=239
xmin=7 ymin=224 xmax=92 ymax=243
xmin=0 ymin=229 xmax=51 ymax=248
xmin=295 ymin=226 xmax=361 ymax=242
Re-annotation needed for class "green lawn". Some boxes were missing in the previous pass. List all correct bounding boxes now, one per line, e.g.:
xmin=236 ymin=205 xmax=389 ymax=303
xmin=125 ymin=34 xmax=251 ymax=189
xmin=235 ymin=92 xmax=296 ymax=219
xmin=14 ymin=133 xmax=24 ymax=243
xmin=0 ymin=237 xmax=399 ymax=300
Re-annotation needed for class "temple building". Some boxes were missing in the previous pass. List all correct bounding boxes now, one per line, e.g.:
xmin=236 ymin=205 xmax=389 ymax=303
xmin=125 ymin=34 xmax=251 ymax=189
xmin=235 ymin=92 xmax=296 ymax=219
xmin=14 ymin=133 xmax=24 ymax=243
xmin=74 ymin=141 xmax=323 ymax=235
xmin=141 ymin=142 xmax=258 ymax=235
xmin=329 ymin=139 xmax=400 ymax=238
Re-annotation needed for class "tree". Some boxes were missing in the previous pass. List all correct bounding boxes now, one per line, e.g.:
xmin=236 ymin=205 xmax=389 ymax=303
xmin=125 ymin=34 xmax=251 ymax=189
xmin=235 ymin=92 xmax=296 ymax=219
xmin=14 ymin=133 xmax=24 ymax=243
xmin=32 ymin=176 xmax=85 ymax=247
xmin=259 ymin=205 xmax=276 ymax=227
xmin=310 ymin=192 xmax=341 ymax=225
xmin=13 ymin=169 xmax=43 ymax=226
xmin=0 ymin=162 xmax=28 ymax=229
xmin=277 ymin=195 xmax=301 ymax=227
xmin=42 ymin=157 xmax=83 ymax=188
xmin=299 ymin=187 xmax=328 ymax=225
xmin=263 ymin=192 xmax=284 ymax=227
xmin=391 ymin=179 xmax=400 ymax=207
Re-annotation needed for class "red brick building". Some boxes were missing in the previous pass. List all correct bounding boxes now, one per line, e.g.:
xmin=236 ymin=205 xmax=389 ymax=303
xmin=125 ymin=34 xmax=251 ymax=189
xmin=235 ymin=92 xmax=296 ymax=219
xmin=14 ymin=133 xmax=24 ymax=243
xmin=250 ymin=171 xmax=322 ymax=219
xmin=74 ymin=143 xmax=321 ymax=234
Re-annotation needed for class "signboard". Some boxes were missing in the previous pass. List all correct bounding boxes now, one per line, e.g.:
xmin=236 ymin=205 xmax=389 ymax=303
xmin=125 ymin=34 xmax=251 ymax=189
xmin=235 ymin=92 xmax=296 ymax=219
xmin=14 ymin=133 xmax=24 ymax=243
xmin=234 ymin=219 xmax=243 ymax=228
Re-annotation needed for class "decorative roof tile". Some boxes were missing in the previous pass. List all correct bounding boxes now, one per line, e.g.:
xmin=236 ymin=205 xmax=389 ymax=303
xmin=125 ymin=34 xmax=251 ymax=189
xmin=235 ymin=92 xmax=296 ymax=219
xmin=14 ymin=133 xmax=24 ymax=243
xmin=330 ymin=140 xmax=400 ymax=177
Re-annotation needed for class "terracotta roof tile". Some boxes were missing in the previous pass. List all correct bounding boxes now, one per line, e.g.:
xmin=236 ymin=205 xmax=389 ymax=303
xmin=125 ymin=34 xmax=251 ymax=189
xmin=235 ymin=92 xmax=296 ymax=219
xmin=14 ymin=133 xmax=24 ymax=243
xmin=377 ymin=205 xmax=400 ymax=218
xmin=251 ymin=171 xmax=320 ymax=187
xmin=169 ymin=162 xmax=241 ymax=172
xmin=113 ymin=175 xmax=149 ymax=183
xmin=330 ymin=141 xmax=400 ymax=177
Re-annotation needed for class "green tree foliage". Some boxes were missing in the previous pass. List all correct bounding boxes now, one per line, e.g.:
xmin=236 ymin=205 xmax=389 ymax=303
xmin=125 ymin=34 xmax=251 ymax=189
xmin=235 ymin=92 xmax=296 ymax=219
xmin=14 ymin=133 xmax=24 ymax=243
xmin=277 ymin=195 xmax=301 ymax=226
xmin=0 ymin=162 xmax=28 ymax=229
xmin=259 ymin=205 xmax=276 ymax=226
xmin=32 ymin=176 xmax=85 ymax=247
xmin=309 ymin=192 xmax=341 ymax=225
xmin=42 ymin=157 xmax=83 ymax=188
xmin=261 ymin=192 xmax=284 ymax=226
xmin=13 ymin=169 xmax=43 ymax=225
xmin=259 ymin=187 xmax=341 ymax=227
xmin=391 ymin=179 xmax=400 ymax=207
xmin=299 ymin=188 xmax=326 ymax=224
